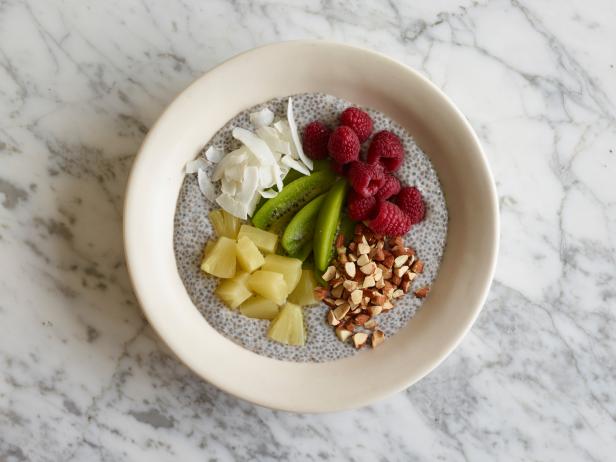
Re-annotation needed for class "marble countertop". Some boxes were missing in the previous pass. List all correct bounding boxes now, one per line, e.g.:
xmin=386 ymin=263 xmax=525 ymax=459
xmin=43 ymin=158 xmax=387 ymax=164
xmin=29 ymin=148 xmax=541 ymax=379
xmin=1 ymin=0 xmax=615 ymax=460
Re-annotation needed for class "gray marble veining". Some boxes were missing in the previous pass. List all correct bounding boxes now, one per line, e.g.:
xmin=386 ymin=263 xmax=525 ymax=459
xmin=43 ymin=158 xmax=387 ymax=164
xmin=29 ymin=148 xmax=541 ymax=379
xmin=0 ymin=0 xmax=614 ymax=460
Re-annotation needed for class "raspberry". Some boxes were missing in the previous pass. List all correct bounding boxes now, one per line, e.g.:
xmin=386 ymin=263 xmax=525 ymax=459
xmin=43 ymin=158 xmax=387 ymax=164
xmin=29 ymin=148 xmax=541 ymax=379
xmin=367 ymin=130 xmax=404 ymax=172
xmin=367 ymin=201 xmax=412 ymax=236
xmin=340 ymin=107 xmax=373 ymax=143
xmin=302 ymin=121 xmax=331 ymax=160
xmin=348 ymin=161 xmax=385 ymax=197
xmin=328 ymin=126 xmax=360 ymax=164
xmin=347 ymin=190 xmax=378 ymax=221
xmin=395 ymin=186 xmax=425 ymax=224
xmin=375 ymin=174 xmax=401 ymax=201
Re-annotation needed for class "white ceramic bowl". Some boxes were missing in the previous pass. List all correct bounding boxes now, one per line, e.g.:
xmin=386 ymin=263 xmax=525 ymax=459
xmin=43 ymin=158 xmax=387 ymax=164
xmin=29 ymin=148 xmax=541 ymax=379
xmin=124 ymin=41 xmax=498 ymax=412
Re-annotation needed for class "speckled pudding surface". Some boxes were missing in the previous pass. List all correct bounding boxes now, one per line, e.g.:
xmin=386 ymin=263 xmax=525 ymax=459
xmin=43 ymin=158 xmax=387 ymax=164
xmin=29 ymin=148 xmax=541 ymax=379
xmin=173 ymin=93 xmax=448 ymax=362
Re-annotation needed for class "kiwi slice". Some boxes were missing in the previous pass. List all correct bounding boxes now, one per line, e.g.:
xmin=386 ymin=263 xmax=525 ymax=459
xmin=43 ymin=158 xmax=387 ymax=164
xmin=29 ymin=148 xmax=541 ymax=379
xmin=252 ymin=170 xmax=336 ymax=231
xmin=313 ymin=179 xmax=348 ymax=272
xmin=281 ymin=193 xmax=327 ymax=257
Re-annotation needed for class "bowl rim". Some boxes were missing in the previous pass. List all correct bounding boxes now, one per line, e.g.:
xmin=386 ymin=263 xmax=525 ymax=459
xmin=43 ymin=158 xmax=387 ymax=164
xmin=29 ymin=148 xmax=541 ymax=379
xmin=123 ymin=40 xmax=499 ymax=412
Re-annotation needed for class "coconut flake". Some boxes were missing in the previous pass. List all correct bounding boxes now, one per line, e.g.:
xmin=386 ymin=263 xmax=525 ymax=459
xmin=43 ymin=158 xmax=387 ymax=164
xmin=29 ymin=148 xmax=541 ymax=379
xmin=221 ymin=179 xmax=238 ymax=196
xmin=185 ymin=158 xmax=208 ymax=174
xmin=281 ymin=155 xmax=310 ymax=176
xmin=205 ymin=146 xmax=224 ymax=163
xmin=260 ymin=188 xmax=279 ymax=199
xmin=197 ymin=169 xmax=217 ymax=202
xmin=216 ymin=193 xmax=248 ymax=220
xmin=287 ymin=98 xmax=313 ymax=170
xmin=212 ymin=148 xmax=247 ymax=181
xmin=272 ymin=163 xmax=284 ymax=191
xmin=225 ymin=164 xmax=245 ymax=182
xmin=237 ymin=166 xmax=259 ymax=203
xmin=250 ymin=108 xmax=275 ymax=128
xmin=232 ymin=127 xmax=276 ymax=166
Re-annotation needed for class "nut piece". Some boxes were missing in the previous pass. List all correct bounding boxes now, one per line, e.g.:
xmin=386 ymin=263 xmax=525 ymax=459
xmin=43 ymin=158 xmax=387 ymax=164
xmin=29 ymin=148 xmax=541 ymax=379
xmin=333 ymin=303 xmax=351 ymax=321
xmin=331 ymin=285 xmax=344 ymax=299
xmin=392 ymin=289 xmax=404 ymax=299
xmin=400 ymin=280 xmax=411 ymax=293
xmin=360 ymin=262 xmax=377 ymax=275
xmin=323 ymin=298 xmax=336 ymax=308
xmin=363 ymin=275 xmax=376 ymax=288
xmin=335 ymin=233 xmax=345 ymax=249
xmin=327 ymin=310 xmax=340 ymax=326
xmin=411 ymin=260 xmax=424 ymax=274
xmin=382 ymin=300 xmax=394 ymax=311
xmin=343 ymin=280 xmax=358 ymax=291
xmin=353 ymin=332 xmax=369 ymax=349
xmin=336 ymin=326 xmax=352 ymax=342
xmin=368 ymin=305 xmax=383 ymax=317
xmin=322 ymin=266 xmax=336 ymax=281
xmin=394 ymin=254 xmax=409 ymax=268
xmin=371 ymin=329 xmax=385 ymax=348
xmin=414 ymin=286 xmax=430 ymax=298
xmin=357 ymin=254 xmax=370 ymax=267
xmin=354 ymin=313 xmax=370 ymax=325
xmin=383 ymin=254 xmax=394 ymax=268
xmin=350 ymin=289 xmax=363 ymax=305
xmin=395 ymin=265 xmax=409 ymax=278
xmin=364 ymin=319 xmax=377 ymax=330
xmin=358 ymin=242 xmax=371 ymax=255
xmin=344 ymin=262 xmax=356 ymax=278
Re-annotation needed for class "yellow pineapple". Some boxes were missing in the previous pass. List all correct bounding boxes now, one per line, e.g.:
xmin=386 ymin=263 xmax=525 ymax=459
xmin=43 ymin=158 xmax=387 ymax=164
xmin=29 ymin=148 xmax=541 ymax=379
xmin=239 ymin=296 xmax=279 ymax=320
xmin=288 ymin=270 xmax=318 ymax=306
xmin=247 ymin=270 xmax=287 ymax=305
xmin=236 ymin=236 xmax=265 ymax=273
xmin=267 ymin=302 xmax=306 ymax=346
xmin=238 ymin=225 xmax=278 ymax=253
xmin=215 ymin=272 xmax=252 ymax=309
xmin=209 ymin=209 xmax=240 ymax=239
xmin=200 ymin=236 xmax=236 ymax=278
xmin=262 ymin=254 xmax=302 ymax=295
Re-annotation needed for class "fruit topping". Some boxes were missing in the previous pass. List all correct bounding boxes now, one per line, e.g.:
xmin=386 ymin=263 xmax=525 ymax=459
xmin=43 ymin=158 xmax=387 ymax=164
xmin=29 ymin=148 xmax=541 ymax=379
xmin=395 ymin=186 xmax=426 ymax=224
xmin=328 ymin=126 xmax=360 ymax=165
xmin=200 ymin=236 xmax=237 ymax=278
xmin=267 ymin=302 xmax=306 ymax=346
xmin=215 ymin=272 xmax=252 ymax=309
xmin=367 ymin=130 xmax=404 ymax=172
xmin=339 ymin=107 xmax=373 ymax=142
xmin=251 ymin=170 xmax=336 ymax=231
xmin=347 ymin=161 xmax=385 ymax=197
xmin=237 ymin=224 xmax=278 ymax=253
xmin=236 ymin=236 xmax=265 ymax=273
xmin=302 ymin=121 xmax=331 ymax=160
xmin=262 ymin=254 xmax=302 ymax=295
xmin=347 ymin=191 xmax=378 ymax=221
xmin=247 ymin=270 xmax=287 ymax=305
xmin=288 ymin=269 xmax=319 ymax=306
xmin=367 ymin=201 xmax=412 ymax=236
xmin=375 ymin=174 xmax=401 ymax=201
xmin=209 ymin=209 xmax=241 ymax=239
xmin=314 ymin=179 xmax=349 ymax=272
xmin=240 ymin=296 xmax=279 ymax=320
xmin=281 ymin=193 xmax=327 ymax=258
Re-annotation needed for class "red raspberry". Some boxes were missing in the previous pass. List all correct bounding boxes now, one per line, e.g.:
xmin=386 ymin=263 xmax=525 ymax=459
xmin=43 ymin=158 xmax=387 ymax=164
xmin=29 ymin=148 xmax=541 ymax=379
xmin=340 ymin=107 xmax=373 ymax=143
xmin=395 ymin=186 xmax=425 ymax=224
xmin=375 ymin=174 xmax=401 ymax=201
xmin=347 ymin=190 xmax=378 ymax=221
xmin=367 ymin=201 xmax=412 ymax=236
xmin=367 ymin=130 xmax=404 ymax=172
xmin=348 ymin=161 xmax=385 ymax=197
xmin=328 ymin=126 xmax=360 ymax=164
xmin=302 ymin=121 xmax=331 ymax=160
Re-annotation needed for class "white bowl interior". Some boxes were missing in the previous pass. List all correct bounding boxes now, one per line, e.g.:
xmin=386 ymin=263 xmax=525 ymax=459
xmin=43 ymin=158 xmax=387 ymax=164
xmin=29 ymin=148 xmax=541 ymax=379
xmin=124 ymin=41 xmax=498 ymax=412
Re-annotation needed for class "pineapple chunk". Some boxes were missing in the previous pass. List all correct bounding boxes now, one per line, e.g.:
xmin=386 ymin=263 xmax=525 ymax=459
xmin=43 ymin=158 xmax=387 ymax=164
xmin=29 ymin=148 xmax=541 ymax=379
xmin=262 ymin=254 xmax=302 ymax=295
xmin=288 ymin=270 xmax=318 ymax=306
xmin=215 ymin=272 xmax=252 ymax=309
xmin=210 ymin=209 xmax=240 ymax=239
xmin=236 ymin=236 xmax=265 ymax=273
xmin=200 ymin=236 xmax=236 ymax=278
xmin=267 ymin=302 xmax=306 ymax=346
xmin=240 ymin=296 xmax=279 ymax=320
xmin=247 ymin=270 xmax=287 ymax=305
xmin=203 ymin=240 xmax=216 ymax=259
xmin=238 ymin=224 xmax=278 ymax=253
